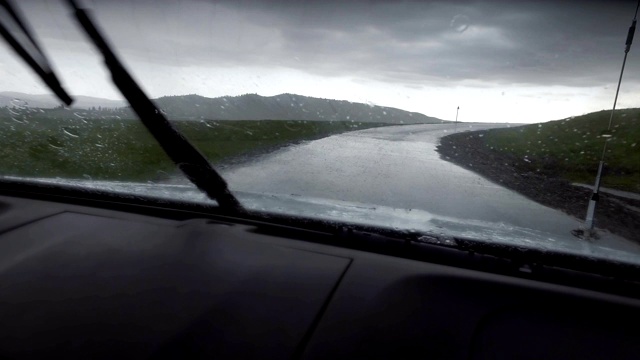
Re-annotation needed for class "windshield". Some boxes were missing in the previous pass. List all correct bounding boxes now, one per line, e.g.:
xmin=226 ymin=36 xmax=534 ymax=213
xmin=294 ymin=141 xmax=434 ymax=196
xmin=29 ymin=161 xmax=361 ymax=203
xmin=1 ymin=0 xmax=640 ymax=265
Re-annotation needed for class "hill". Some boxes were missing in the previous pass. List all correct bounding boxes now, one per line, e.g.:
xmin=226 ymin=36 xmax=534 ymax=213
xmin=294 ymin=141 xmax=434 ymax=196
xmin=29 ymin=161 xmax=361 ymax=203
xmin=3 ymin=92 xmax=444 ymax=125
xmin=479 ymin=109 xmax=639 ymax=192
xmin=151 ymin=93 xmax=444 ymax=124
xmin=437 ymin=108 xmax=640 ymax=241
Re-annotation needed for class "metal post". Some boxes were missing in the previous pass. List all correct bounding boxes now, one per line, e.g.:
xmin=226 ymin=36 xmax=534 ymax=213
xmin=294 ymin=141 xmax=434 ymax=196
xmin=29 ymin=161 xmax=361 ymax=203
xmin=454 ymin=106 xmax=459 ymax=133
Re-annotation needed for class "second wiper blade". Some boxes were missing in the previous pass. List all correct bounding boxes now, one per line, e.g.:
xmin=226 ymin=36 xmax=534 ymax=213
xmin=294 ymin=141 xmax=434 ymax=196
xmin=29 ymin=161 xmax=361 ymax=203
xmin=66 ymin=0 xmax=243 ymax=212
xmin=0 ymin=0 xmax=72 ymax=106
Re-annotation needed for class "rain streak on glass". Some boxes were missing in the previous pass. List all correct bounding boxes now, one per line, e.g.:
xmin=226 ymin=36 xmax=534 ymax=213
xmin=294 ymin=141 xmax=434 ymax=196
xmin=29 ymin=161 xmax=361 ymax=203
xmin=74 ymin=112 xmax=89 ymax=124
xmin=9 ymin=98 xmax=29 ymax=124
xmin=62 ymin=127 xmax=80 ymax=138
xmin=450 ymin=14 xmax=470 ymax=33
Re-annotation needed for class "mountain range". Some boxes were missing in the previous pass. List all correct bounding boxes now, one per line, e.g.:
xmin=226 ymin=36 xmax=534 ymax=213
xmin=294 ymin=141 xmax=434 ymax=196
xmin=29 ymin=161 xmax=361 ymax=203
xmin=2 ymin=91 xmax=444 ymax=124
xmin=152 ymin=93 xmax=444 ymax=124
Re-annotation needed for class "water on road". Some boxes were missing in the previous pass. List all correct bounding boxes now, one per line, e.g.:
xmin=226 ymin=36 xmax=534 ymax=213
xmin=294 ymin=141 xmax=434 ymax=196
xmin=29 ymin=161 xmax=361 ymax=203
xmin=222 ymin=123 xmax=638 ymax=253
xmin=225 ymin=124 xmax=570 ymax=229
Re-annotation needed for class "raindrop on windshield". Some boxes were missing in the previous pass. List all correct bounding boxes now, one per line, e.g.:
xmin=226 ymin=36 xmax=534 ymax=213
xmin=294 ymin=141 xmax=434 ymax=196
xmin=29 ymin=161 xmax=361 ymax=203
xmin=47 ymin=136 xmax=64 ymax=149
xmin=10 ymin=98 xmax=28 ymax=109
xmin=9 ymin=98 xmax=30 ymax=124
xmin=74 ymin=112 xmax=89 ymax=124
xmin=450 ymin=14 xmax=470 ymax=33
xmin=62 ymin=127 xmax=80 ymax=138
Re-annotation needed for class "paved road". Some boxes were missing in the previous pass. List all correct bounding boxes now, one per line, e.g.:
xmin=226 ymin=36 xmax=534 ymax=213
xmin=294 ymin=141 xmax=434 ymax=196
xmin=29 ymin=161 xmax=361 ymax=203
xmin=224 ymin=124 xmax=571 ymax=229
xmin=222 ymin=123 xmax=639 ymax=253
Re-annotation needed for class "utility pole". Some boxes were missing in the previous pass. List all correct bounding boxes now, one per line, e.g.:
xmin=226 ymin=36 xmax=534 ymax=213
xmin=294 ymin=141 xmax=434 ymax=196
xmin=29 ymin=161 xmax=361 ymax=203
xmin=454 ymin=106 xmax=459 ymax=133
xmin=584 ymin=0 xmax=639 ymax=235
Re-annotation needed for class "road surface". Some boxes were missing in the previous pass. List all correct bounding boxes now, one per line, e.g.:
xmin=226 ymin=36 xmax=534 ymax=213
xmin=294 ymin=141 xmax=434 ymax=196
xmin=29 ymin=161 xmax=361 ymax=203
xmin=224 ymin=124 xmax=567 ymax=229
xmin=222 ymin=123 xmax=639 ymax=253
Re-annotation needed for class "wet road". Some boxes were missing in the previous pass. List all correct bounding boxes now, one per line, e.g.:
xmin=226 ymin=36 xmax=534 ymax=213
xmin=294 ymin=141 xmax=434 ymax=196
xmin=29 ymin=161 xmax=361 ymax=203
xmin=222 ymin=123 xmax=589 ymax=236
xmin=218 ymin=123 xmax=632 ymax=253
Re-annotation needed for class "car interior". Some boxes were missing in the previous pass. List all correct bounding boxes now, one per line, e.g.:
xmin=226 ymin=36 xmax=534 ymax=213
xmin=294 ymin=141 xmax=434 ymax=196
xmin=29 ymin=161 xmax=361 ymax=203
xmin=1 ymin=0 xmax=640 ymax=358
xmin=1 ymin=180 xmax=640 ymax=359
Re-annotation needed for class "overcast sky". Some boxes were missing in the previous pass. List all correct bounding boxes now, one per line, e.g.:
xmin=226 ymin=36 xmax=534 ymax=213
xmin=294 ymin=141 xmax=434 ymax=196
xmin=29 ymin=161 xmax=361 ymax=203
xmin=2 ymin=0 xmax=640 ymax=122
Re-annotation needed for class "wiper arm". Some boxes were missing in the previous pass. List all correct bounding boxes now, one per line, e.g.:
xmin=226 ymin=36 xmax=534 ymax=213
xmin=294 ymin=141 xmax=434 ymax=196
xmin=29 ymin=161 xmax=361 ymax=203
xmin=0 ymin=0 xmax=72 ymax=105
xmin=65 ymin=0 xmax=244 ymax=212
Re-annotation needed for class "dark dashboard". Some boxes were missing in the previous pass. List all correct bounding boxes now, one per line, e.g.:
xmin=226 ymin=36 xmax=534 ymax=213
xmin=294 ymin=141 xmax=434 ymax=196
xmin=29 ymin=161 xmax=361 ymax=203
xmin=0 ymin=189 xmax=639 ymax=359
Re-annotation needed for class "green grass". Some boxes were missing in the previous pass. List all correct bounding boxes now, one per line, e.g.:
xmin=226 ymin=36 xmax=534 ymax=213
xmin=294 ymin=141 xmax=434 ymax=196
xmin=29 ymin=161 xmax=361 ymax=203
xmin=0 ymin=109 xmax=389 ymax=181
xmin=483 ymin=108 xmax=640 ymax=192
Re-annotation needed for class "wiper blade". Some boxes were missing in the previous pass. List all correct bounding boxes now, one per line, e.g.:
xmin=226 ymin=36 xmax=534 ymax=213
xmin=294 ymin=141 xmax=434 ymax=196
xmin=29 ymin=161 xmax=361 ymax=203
xmin=65 ymin=0 xmax=244 ymax=212
xmin=0 ymin=0 xmax=72 ymax=106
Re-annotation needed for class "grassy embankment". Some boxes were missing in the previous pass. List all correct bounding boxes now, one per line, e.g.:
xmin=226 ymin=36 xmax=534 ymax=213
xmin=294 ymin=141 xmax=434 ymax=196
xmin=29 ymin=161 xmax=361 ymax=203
xmin=0 ymin=110 xmax=388 ymax=181
xmin=483 ymin=109 xmax=640 ymax=193
xmin=437 ymin=108 xmax=640 ymax=241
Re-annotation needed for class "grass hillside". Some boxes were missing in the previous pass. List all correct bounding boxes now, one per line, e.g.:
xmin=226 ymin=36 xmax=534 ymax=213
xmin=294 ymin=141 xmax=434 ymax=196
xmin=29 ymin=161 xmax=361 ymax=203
xmin=437 ymin=109 xmax=640 ymax=241
xmin=483 ymin=108 xmax=640 ymax=192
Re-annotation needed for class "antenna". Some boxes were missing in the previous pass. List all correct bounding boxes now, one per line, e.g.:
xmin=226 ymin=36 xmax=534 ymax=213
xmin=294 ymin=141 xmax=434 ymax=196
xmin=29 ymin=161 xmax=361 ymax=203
xmin=583 ymin=0 xmax=640 ymax=236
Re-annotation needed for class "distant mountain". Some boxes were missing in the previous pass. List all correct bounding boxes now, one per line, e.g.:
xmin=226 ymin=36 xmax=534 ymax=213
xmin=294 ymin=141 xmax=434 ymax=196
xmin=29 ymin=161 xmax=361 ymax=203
xmin=2 ymin=91 xmax=444 ymax=124
xmin=151 ymin=93 xmax=445 ymax=124
xmin=0 ymin=91 xmax=125 ymax=110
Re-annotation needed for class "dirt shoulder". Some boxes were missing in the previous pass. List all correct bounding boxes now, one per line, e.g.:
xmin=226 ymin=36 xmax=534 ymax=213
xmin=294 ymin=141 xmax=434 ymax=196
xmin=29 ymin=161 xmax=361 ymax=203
xmin=436 ymin=130 xmax=640 ymax=243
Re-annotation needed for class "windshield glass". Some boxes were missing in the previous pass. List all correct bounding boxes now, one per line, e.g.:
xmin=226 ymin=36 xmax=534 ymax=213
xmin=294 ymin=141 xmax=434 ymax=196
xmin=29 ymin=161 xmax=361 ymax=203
xmin=1 ymin=0 xmax=640 ymax=264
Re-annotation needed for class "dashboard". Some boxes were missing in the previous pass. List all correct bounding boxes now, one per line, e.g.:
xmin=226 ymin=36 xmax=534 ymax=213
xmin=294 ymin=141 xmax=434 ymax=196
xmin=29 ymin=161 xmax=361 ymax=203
xmin=0 ymin=188 xmax=639 ymax=359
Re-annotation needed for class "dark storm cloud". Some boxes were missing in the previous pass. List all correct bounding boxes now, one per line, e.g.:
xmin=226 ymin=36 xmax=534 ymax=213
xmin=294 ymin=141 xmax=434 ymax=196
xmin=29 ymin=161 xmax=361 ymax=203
xmin=14 ymin=0 xmax=640 ymax=87
xmin=245 ymin=0 xmax=639 ymax=86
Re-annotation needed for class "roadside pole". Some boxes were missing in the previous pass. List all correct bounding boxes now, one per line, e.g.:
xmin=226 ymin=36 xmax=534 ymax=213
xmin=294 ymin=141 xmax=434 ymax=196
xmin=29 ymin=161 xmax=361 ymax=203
xmin=454 ymin=106 xmax=459 ymax=133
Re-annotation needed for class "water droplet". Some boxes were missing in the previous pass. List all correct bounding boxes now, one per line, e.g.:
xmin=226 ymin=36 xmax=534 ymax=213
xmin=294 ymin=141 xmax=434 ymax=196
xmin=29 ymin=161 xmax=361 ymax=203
xmin=73 ymin=112 xmax=88 ymax=123
xmin=10 ymin=98 xmax=28 ymax=108
xmin=62 ymin=127 xmax=80 ymax=138
xmin=47 ymin=136 xmax=64 ymax=149
xmin=450 ymin=14 xmax=470 ymax=33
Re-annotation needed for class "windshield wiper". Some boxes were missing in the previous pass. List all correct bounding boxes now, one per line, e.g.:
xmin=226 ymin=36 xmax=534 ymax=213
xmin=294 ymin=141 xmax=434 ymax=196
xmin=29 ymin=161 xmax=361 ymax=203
xmin=64 ymin=0 xmax=243 ymax=212
xmin=0 ymin=0 xmax=72 ymax=105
